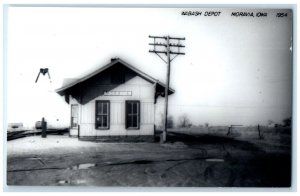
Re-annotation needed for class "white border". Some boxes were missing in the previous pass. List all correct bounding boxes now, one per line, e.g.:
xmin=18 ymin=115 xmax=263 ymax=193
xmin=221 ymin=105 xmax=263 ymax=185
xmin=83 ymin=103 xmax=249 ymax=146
xmin=1 ymin=0 xmax=298 ymax=194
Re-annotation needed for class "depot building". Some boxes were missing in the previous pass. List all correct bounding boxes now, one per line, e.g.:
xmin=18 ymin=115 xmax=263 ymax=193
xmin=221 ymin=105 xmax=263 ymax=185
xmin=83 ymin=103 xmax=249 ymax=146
xmin=56 ymin=58 xmax=174 ymax=141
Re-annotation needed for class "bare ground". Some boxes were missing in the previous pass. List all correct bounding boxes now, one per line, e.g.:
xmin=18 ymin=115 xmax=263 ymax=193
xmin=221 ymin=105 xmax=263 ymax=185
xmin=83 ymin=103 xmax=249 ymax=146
xmin=6 ymin=131 xmax=291 ymax=187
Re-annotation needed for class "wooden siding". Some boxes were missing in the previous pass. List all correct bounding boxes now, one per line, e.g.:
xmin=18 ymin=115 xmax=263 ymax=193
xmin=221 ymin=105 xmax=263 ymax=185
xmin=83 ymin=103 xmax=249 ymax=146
xmin=69 ymin=95 xmax=80 ymax=136
xmin=75 ymin=76 xmax=155 ymax=137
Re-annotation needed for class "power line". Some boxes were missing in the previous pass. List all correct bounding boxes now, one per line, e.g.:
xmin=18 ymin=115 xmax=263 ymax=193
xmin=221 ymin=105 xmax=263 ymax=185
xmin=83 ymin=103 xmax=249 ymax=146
xmin=149 ymin=35 xmax=185 ymax=143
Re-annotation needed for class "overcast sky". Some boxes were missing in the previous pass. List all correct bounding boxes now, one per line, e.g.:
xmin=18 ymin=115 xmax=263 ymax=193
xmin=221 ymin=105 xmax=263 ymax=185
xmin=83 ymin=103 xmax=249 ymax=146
xmin=6 ymin=7 xmax=293 ymax=127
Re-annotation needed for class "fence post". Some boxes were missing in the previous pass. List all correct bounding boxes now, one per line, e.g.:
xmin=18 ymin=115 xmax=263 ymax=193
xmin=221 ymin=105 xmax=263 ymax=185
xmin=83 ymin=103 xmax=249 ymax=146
xmin=78 ymin=125 xmax=80 ymax=139
xmin=257 ymin=124 xmax=263 ymax=139
xmin=227 ymin=126 xmax=232 ymax=136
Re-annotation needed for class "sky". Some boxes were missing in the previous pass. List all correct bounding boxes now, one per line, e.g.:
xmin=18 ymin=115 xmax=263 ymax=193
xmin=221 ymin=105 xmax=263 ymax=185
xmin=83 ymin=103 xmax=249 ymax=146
xmin=6 ymin=7 xmax=293 ymax=127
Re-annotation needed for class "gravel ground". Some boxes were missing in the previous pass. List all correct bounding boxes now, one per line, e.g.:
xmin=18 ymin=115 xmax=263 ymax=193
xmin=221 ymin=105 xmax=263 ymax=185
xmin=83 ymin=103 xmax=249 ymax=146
xmin=6 ymin=132 xmax=291 ymax=187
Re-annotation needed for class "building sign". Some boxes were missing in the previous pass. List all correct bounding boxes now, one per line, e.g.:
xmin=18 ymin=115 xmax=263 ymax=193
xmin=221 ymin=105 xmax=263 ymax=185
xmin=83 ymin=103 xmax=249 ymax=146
xmin=104 ymin=91 xmax=132 ymax=96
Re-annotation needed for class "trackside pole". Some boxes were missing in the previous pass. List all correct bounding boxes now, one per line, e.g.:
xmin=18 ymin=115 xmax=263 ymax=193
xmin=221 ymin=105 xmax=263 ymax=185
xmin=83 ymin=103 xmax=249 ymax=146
xmin=42 ymin=117 xmax=47 ymax=138
xmin=149 ymin=35 xmax=185 ymax=143
xmin=162 ymin=36 xmax=171 ymax=143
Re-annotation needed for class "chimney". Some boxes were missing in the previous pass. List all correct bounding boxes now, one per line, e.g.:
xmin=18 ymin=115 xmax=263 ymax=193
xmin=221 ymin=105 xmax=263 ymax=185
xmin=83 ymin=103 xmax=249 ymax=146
xmin=111 ymin=57 xmax=119 ymax=62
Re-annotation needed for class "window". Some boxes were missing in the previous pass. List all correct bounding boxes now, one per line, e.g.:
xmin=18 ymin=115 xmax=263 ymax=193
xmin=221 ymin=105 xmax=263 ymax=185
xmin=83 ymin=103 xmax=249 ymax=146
xmin=71 ymin=104 xmax=78 ymax=128
xmin=126 ymin=101 xmax=140 ymax=129
xmin=96 ymin=101 xmax=110 ymax=129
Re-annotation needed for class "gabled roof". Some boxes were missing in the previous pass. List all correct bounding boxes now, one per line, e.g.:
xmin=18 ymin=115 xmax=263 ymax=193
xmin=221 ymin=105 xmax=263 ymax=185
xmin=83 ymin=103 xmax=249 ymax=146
xmin=62 ymin=78 xmax=77 ymax=87
xmin=55 ymin=58 xmax=175 ymax=95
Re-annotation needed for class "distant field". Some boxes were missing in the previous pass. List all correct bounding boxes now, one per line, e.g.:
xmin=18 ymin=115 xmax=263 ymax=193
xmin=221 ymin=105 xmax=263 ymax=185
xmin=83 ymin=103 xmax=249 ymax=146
xmin=168 ymin=126 xmax=291 ymax=148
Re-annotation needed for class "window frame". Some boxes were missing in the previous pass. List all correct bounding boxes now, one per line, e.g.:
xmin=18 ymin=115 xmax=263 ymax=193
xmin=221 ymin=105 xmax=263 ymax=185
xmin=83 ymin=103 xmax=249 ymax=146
xmin=70 ymin=104 xmax=79 ymax=129
xmin=95 ymin=100 xmax=110 ymax=130
xmin=125 ymin=100 xmax=140 ymax=130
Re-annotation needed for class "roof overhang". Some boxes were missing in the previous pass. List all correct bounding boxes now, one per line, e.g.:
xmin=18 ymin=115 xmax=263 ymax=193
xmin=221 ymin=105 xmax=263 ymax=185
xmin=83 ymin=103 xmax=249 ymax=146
xmin=56 ymin=58 xmax=175 ymax=101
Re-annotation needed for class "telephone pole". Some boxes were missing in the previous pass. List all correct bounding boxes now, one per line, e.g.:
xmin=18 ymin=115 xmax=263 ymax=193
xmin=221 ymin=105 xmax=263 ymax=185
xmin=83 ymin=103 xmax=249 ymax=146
xmin=149 ymin=35 xmax=185 ymax=143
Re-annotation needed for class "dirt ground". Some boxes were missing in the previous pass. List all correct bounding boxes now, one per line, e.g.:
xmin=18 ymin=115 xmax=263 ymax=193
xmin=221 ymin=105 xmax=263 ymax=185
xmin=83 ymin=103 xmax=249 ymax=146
xmin=6 ymin=131 xmax=291 ymax=187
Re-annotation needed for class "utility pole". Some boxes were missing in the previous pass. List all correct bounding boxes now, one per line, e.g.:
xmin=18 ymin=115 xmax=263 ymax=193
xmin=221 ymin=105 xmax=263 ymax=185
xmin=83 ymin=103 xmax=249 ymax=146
xmin=149 ymin=35 xmax=185 ymax=143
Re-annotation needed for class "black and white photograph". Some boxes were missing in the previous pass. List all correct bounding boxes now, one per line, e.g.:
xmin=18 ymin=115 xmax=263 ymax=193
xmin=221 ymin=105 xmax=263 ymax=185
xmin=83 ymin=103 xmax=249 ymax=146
xmin=4 ymin=5 xmax=294 ymax=189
